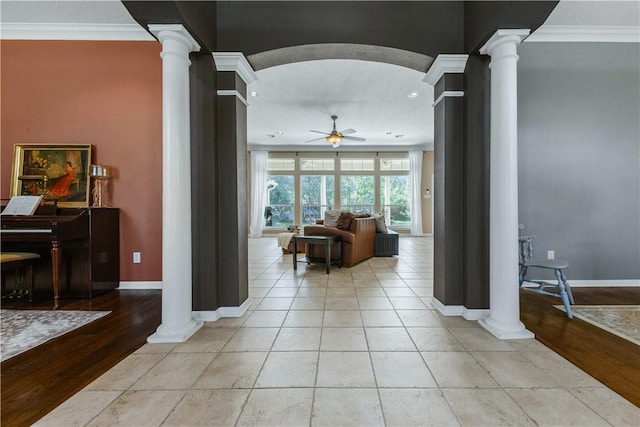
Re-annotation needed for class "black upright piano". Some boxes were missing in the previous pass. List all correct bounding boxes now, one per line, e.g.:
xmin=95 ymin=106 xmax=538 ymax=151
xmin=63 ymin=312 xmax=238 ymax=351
xmin=1 ymin=207 xmax=119 ymax=307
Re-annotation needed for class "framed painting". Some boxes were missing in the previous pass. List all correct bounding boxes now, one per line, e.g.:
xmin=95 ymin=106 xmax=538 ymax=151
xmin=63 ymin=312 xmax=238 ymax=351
xmin=10 ymin=144 xmax=92 ymax=207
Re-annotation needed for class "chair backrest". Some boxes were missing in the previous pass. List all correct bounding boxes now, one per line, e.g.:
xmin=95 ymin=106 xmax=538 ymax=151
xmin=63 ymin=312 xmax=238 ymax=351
xmin=518 ymin=225 xmax=535 ymax=264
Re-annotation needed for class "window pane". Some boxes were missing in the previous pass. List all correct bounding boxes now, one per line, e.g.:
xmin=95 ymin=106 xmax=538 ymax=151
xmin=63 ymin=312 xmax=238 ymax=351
xmin=340 ymin=158 xmax=374 ymax=171
xmin=340 ymin=176 xmax=374 ymax=213
xmin=300 ymin=158 xmax=334 ymax=171
xmin=265 ymin=175 xmax=294 ymax=227
xmin=380 ymin=176 xmax=410 ymax=227
xmin=380 ymin=158 xmax=410 ymax=171
xmin=301 ymin=175 xmax=335 ymax=225
xmin=267 ymin=158 xmax=295 ymax=171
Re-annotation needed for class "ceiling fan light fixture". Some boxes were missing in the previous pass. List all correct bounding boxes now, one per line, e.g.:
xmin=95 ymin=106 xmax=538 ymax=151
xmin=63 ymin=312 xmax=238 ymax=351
xmin=326 ymin=134 xmax=343 ymax=146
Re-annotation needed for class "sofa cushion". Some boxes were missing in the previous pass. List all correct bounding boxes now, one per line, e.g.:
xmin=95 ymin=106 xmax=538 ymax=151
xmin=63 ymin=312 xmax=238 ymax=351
xmin=373 ymin=213 xmax=388 ymax=233
xmin=336 ymin=211 xmax=355 ymax=230
xmin=324 ymin=210 xmax=341 ymax=227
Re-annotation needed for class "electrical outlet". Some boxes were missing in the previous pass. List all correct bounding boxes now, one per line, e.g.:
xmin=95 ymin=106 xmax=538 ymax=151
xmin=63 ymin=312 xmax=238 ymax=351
xmin=547 ymin=250 xmax=555 ymax=260
xmin=133 ymin=252 xmax=141 ymax=264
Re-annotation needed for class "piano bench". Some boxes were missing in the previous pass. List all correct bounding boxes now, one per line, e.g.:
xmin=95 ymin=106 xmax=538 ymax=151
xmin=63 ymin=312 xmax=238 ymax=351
xmin=1 ymin=252 xmax=40 ymax=302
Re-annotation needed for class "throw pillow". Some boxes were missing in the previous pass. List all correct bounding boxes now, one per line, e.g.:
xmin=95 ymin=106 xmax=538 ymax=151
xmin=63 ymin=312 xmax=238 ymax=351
xmin=324 ymin=210 xmax=341 ymax=227
xmin=353 ymin=212 xmax=370 ymax=218
xmin=336 ymin=211 xmax=355 ymax=230
xmin=373 ymin=212 xmax=388 ymax=233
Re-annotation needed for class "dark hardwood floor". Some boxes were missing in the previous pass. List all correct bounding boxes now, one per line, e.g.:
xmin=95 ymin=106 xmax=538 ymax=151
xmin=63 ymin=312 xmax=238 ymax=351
xmin=520 ymin=287 xmax=640 ymax=407
xmin=1 ymin=290 xmax=161 ymax=427
xmin=1 ymin=287 xmax=638 ymax=426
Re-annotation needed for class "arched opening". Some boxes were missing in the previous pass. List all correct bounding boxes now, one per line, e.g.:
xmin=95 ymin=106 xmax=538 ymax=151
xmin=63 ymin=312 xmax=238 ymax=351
xmin=241 ymin=43 xmax=438 ymax=316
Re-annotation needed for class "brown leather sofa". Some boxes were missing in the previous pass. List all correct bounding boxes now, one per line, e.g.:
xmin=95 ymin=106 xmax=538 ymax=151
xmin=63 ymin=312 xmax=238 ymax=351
xmin=303 ymin=217 xmax=376 ymax=267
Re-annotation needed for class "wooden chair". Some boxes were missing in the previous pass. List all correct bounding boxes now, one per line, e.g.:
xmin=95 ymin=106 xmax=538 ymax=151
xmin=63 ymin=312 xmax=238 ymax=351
xmin=1 ymin=252 xmax=40 ymax=302
xmin=518 ymin=231 xmax=574 ymax=318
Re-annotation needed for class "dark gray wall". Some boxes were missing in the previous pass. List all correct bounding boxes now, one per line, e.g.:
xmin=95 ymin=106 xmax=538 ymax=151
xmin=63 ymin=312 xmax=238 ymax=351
xmin=433 ymin=74 xmax=465 ymax=306
xmin=190 ymin=53 xmax=219 ymax=311
xmin=518 ymin=42 xmax=640 ymax=280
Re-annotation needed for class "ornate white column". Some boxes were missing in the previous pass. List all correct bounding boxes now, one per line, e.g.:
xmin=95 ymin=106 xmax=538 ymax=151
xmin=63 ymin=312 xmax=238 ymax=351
xmin=147 ymin=24 xmax=203 ymax=343
xmin=477 ymin=29 xmax=534 ymax=339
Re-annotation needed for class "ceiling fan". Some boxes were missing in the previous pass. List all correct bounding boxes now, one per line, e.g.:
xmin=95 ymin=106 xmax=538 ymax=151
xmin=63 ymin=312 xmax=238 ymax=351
xmin=304 ymin=115 xmax=366 ymax=148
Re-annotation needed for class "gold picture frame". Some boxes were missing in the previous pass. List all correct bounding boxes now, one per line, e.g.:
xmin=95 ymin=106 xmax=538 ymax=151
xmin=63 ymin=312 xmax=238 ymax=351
xmin=11 ymin=144 xmax=92 ymax=208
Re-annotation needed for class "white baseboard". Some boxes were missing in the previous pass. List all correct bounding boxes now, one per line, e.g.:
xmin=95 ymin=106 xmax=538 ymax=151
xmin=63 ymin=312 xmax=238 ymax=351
xmin=526 ymin=279 xmax=639 ymax=288
xmin=193 ymin=299 xmax=252 ymax=322
xmin=430 ymin=298 xmax=489 ymax=320
xmin=118 ymin=281 xmax=162 ymax=290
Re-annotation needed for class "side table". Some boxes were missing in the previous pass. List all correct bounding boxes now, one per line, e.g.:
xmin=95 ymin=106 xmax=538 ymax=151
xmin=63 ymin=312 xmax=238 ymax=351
xmin=293 ymin=235 xmax=342 ymax=274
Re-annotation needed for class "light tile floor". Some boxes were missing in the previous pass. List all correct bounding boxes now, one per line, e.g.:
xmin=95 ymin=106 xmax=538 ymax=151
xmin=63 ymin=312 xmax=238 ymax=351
xmin=35 ymin=236 xmax=639 ymax=426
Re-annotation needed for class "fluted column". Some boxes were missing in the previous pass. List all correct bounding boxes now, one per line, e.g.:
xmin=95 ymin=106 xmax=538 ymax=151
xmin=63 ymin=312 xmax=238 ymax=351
xmin=147 ymin=24 xmax=203 ymax=343
xmin=478 ymin=29 xmax=534 ymax=339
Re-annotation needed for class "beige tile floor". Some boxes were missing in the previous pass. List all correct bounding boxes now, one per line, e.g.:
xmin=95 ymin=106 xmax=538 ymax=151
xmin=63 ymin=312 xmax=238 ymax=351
xmin=35 ymin=236 xmax=639 ymax=426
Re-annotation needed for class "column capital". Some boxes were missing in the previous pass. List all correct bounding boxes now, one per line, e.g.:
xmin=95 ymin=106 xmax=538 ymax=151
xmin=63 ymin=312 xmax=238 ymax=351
xmin=423 ymin=54 xmax=469 ymax=86
xmin=148 ymin=24 xmax=201 ymax=52
xmin=212 ymin=52 xmax=258 ymax=85
xmin=479 ymin=29 xmax=530 ymax=56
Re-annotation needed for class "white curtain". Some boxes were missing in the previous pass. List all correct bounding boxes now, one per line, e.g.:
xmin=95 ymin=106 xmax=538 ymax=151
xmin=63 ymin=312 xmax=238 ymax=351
xmin=249 ymin=151 xmax=268 ymax=237
xmin=409 ymin=150 xmax=424 ymax=236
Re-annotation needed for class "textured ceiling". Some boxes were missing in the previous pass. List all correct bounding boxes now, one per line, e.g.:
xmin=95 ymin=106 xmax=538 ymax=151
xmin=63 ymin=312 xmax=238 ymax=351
xmin=247 ymin=58 xmax=433 ymax=151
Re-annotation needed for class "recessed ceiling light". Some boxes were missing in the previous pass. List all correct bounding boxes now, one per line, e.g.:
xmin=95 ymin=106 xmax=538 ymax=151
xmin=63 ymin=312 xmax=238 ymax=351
xmin=249 ymin=91 xmax=259 ymax=97
xmin=266 ymin=134 xmax=276 ymax=138
xmin=277 ymin=131 xmax=284 ymax=135
xmin=395 ymin=134 xmax=404 ymax=138
xmin=408 ymin=92 xmax=418 ymax=98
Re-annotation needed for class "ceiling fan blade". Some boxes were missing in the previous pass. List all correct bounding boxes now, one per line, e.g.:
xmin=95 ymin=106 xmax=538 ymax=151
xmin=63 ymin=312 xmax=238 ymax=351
xmin=343 ymin=136 xmax=366 ymax=142
xmin=339 ymin=128 xmax=356 ymax=135
xmin=303 ymin=137 xmax=327 ymax=143
xmin=309 ymin=130 xmax=330 ymax=135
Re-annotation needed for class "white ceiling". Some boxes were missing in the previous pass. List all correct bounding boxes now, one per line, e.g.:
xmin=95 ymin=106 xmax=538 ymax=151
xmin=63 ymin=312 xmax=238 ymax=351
xmin=2 ymin=1 xmax=637 ymax=152
xmin=246 ymin=59 xmax=433 ymax=150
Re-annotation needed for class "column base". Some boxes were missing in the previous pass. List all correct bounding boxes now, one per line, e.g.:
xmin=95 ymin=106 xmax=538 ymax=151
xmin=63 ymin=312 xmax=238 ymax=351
xmin=478 ymin=316 xmax=534 ymax=340
xmin=147 ymin=318 xmax=204 ymax=343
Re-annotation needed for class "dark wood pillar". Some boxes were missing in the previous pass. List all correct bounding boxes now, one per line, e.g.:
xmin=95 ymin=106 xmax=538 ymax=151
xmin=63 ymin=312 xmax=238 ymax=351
xmin=190 ymin=52 xmax=219 ymax=311
xmin=462 ymin=54 xmax=491 ymax=309
xmin=213 ymin=54 xmax=256 ymax=308
xmin=432 ymin=72 xmax=465 ymax=308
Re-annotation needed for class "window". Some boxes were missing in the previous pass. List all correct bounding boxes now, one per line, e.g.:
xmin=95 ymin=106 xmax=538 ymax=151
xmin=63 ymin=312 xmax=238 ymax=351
xmin=267 ymin=158 xmax=295 ymax=171
xmin=301 ymin=175 xmax=335 ymax=225
xmin=263 ymin=153 xmax=414 ymax=229
xmin=380 ymin=176 xmax=411 ymax=227
xmin=340 ymin=176 xmax=374 ymax=213
xmin=265 ymin=175 xmax=294 ymax=227
xmin=300 ymin=158 xmax=334 ymax=171
xmin=340 ymin=158 xmax=374 ymax=171
xmin=380 ymin=158 xmax=410 ymax=171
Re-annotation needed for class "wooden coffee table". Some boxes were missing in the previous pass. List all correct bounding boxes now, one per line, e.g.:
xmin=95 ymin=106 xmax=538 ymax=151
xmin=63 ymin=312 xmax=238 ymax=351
xmin=293 ymin=235 xmax=341 ymax=274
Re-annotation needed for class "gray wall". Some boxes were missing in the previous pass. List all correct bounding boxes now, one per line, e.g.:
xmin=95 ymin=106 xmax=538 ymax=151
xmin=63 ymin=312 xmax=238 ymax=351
xmin=518 ymin=42 xmax=640 ymax=280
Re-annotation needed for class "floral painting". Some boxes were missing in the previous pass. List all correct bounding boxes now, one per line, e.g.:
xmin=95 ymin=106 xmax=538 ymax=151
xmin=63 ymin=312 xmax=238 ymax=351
xmin=11 ymin=144 xmax=92 ymax=207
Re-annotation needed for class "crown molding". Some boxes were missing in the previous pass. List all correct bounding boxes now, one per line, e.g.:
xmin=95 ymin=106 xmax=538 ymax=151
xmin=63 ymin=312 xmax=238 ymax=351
xmin=0 ymin=23 xmax=154 ymax=41
xmin=213 ymin=52 xmax=258 ymax=85
xmin=480 ymin=29 xmax=531 ymax=55
xmin=217 ymin=90 xmax=249 ymax=106
xmin=148 ymin=24 xmax=200 ymax=52
xmin=432 ymin=90 xmax=464 ymax=107
xmin=526 ymin=26 xmax=640 ymax=43
xmin=423 ymin=54 xmax=469 ymax=86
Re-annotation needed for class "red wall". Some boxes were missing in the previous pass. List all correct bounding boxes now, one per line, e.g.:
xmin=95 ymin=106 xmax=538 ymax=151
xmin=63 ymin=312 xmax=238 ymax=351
xmin=1 ymin=40 xmax=163 ymax=281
